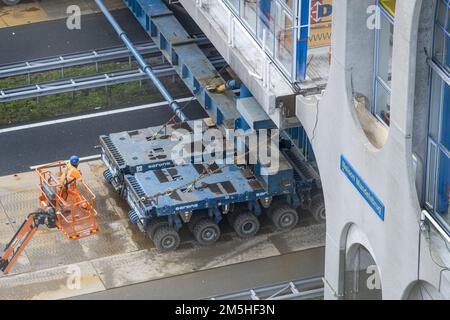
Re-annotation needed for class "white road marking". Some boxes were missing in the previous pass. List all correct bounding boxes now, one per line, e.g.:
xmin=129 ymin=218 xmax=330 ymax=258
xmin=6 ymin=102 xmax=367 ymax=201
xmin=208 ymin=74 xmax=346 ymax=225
xmin=0 ymin=97 xmax=194 ymax=134
xmin=29 ymin=154 xmax=101 ymax=170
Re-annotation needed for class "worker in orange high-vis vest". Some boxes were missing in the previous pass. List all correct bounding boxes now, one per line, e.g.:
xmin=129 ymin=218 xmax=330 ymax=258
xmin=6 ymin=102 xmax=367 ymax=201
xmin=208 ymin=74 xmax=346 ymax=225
xmin=60 ymin=155 xmax=82 ymax=196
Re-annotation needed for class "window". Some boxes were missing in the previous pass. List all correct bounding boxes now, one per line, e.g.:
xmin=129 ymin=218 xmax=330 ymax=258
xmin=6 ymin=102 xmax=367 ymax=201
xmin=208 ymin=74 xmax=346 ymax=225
xmin=274 ymin=2 xmax=294 ymax=74
xmin=426 ymin=0 xmax=450 ymax=233
xmin=256 ymin=0 xmax=275 ymax=55
xmin=372 ymin=0 xmax=395 ymax=126
xmin=223 ymin=0 xmax=296 ymax=79
xmin=434 ymin=0 xmax=450 ymax=72
xmin=228 ymin=0 xmax=240 ymax=13
xmin=241 ymin=0 xmax=257 ymax=33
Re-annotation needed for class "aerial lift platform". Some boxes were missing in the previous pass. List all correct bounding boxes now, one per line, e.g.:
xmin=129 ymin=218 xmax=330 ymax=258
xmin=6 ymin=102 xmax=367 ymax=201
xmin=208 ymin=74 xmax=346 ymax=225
xmin=0 ymin=161 xmax=99 ymax=274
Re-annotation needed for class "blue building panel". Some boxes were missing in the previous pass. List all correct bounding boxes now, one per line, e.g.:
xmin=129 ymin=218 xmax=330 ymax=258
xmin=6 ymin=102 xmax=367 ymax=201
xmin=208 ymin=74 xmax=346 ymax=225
xmin=296 ymin=0 xmax=310 ymax=81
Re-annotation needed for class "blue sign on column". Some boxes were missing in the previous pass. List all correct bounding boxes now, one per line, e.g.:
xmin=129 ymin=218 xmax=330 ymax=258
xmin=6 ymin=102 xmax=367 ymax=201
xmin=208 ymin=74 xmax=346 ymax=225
xmin=340 ymin=155 xmax=385 ymax=221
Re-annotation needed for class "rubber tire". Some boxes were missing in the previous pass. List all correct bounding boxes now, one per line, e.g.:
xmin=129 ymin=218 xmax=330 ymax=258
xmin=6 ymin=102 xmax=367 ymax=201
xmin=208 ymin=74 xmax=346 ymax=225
xmin=270 ymin=203 xmax=299 ymax=231
xmin=187 ymin=214 xmax=207 ymax=233
xmin=192 ymin=219 xmax=221 ymax=246
xmin=3 ymin=0 xmax=21 ymax=5
xmin=310 ymin=194 xmax=326 ymax=223
xmin=146 ymin=219 xmax=169 ymax=240
xmin=232 ymin=212 xmax=260 ymax=238
xmin=153 ymin=226 xmax=180 ymax=252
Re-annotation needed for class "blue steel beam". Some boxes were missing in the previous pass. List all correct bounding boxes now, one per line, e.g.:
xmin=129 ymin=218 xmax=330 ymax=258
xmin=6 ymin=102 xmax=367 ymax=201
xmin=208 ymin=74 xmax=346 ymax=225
xmin=122 ymin=0 xmax=241 ymax=129
xmin=95 ymin=0 xmax=188 ymax=122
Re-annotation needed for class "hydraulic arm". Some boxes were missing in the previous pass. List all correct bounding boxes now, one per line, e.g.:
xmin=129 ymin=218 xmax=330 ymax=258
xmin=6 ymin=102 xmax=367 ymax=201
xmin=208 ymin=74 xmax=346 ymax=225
xmin=0 ymin=210 xmax=56 ymax=274
xmin=0 ymin=161 xmax=99 ymax=275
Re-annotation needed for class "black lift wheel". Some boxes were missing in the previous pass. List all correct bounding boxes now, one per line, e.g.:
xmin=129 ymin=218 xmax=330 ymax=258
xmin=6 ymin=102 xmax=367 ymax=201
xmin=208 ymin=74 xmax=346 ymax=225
xmin=192 ymin=218 xmax=221 ymax=246
xmin=270 ymin=202 xmax=299 ymax=231
xmin=146 ymin=218 xmax=168 ymax=240
xmin=232 ymin=211 xmax=260 ymax=238
xmin=153 ymin=226 xmax=180 ymax=252
xmin=310 ymin=194 xmax=326 ymax=223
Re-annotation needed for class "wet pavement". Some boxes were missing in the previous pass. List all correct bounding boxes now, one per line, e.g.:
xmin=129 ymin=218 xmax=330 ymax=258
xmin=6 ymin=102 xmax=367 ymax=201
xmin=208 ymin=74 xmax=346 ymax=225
xmin=0 ymin=160 xmax=325 ymax=299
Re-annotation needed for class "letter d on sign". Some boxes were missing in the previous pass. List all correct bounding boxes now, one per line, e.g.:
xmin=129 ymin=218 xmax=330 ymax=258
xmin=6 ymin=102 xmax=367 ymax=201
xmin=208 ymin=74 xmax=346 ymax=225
xmin=67 ymin=5 xmax=81 ymax=30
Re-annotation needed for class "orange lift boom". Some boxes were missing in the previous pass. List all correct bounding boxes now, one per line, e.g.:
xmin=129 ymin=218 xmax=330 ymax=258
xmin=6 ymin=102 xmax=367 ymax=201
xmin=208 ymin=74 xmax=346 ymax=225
xmin=0 ymin=161 xmax=99 ymax=274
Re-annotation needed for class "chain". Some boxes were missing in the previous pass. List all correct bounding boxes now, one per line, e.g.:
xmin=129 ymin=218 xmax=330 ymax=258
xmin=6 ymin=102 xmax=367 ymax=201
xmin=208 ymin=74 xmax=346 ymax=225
xmin=142 ymin=130 xmax=278 ymax=203
xmin=148 ymin=64 xmax=229 ymax=141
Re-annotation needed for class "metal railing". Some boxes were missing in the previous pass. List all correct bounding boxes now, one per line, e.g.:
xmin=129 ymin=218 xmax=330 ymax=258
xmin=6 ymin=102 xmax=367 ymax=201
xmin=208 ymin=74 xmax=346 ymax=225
xmin=0 ymin=37 xmax=209 ymax=79
xmin=207 ymin=276 xmax=324 ymax=300
xmin=0 ymin=56 xmax=225 ymax=102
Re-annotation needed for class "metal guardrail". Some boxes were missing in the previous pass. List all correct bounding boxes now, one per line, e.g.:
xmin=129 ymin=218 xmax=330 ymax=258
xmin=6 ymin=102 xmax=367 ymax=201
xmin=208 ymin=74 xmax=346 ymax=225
xmin=0 ymin=37 xmax=209 ymax=79
xmin=0 ymin=56 xmax=225 ymax=102
xmin=207 ymin=276 xmax=324 ymax=300
xmin=0 ymin=42 xmax=156 ymax=79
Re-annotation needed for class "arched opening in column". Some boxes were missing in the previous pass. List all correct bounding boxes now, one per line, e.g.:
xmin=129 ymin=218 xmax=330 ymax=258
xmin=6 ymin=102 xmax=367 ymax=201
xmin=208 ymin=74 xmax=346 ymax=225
xmin=344 ymin=0 xmax=393 ymax=150
xmin=404 ymin=280 xmax=444 ymax=300
xmin=344 ymin=243 xmax=382 ymax=300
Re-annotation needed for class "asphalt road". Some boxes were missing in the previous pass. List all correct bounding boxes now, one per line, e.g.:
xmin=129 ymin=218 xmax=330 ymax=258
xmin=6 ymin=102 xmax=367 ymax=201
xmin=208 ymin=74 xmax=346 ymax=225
xmin=0 ymin=100 xmax=206 ymax=176
xmin=0 ymin=4 xmax=208 ymax=175
xmin=0 ymin=8 xmax=151 ymax=64
xmin=0 ymin=4 xmax=209 ymax=175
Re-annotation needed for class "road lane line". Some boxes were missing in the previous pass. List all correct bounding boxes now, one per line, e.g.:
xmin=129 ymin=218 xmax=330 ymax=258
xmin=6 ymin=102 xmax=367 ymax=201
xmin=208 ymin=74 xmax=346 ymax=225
xmin=0 ymin=97 xmax=194 ymax=134
xmin=29 ymin=154 xmax=102 ymax=170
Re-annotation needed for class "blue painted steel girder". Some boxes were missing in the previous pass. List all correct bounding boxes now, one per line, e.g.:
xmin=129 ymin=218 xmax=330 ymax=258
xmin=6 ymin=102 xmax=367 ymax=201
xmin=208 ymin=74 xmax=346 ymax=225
xmin=124 ymin=0 xmax=241 ymax=129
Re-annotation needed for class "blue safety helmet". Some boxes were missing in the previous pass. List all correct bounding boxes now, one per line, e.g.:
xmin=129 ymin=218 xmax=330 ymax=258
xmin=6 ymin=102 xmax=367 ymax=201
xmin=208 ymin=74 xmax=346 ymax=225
xmin=70 ymin=155 xmax=80 ymax=166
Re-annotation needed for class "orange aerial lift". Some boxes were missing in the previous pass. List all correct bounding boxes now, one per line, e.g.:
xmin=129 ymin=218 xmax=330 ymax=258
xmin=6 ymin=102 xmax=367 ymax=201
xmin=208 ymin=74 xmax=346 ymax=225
xmin=0 ymin=161 xmax=99 ymax=274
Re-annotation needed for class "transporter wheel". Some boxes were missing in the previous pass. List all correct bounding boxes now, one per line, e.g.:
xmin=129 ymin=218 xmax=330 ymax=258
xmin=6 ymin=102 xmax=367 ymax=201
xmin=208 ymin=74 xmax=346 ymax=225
xmin=310 ymin=194 xmax=326 ymax=223
xmin=2 ymin=0 xmax=21 ymax=5
xmin=146 ymin=218 xmax=169 ymax=240
xmin=153 ymin=226 xmax=180 ymax=252
xmin=270 ymin=202 xmax=299 ymax=231
xmin=192 ymin=219 xmax=221 ymax=246
xmin=187 ymin=213 xmax=206 ymax=233
xmin=232 ymin=212 xmax=260 ymax=238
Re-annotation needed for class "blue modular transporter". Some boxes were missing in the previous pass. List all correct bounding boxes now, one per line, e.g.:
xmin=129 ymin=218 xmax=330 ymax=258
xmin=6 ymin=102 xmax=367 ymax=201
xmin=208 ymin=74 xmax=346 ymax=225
xmin=96 ymin=0 xmax=324 ymax=251
xmin=101 ymin=125 xmax=323 ymax=251
xmin=100 ymin=119 xmax=236 ymax=194
xmin=101 ymin=120 xmax=209 ymax=193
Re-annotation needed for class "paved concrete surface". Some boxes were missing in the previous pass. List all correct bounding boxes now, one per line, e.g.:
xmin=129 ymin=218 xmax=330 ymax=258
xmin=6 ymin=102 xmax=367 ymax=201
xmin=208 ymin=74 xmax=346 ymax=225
xmin=0 ymin=160 xmax=325 ymax=299
xmin=71 ymin=248 xmax=325 ymax=300
xmin=0 ymin=0 xmax=125 ymax=28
